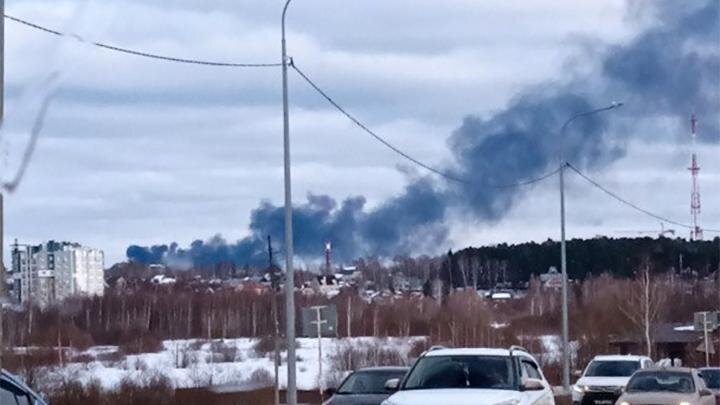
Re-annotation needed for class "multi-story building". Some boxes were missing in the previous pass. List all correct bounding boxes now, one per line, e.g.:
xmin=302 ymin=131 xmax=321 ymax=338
xmin=11 ymin=241 xmax=104 ymax=306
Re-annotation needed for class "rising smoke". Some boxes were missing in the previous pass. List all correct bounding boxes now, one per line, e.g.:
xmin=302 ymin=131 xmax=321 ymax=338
xmin=127 ymin=0 xmax=719 ymax=268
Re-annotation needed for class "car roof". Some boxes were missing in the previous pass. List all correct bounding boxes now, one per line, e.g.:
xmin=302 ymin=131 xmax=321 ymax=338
xmin=423 ymin=347 xmax=534 ymax=359
xmin=637 ymin=367 xmax=695 ymax=373
xmin=592 ymin=355 xmax=648 ymax=361
xmin=355 ymin=366 xmax=409 ymax=372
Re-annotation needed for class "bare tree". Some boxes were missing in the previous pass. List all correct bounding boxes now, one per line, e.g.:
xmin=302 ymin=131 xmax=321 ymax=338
xmin=617 ymin=260 xmax=665 ymax=358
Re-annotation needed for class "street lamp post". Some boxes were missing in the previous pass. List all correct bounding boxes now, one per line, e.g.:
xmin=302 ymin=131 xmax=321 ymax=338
xmin=281 ymin=1 xmax=297 ymax=404
xmin=559 ymin=102 xmax=622 ymax=392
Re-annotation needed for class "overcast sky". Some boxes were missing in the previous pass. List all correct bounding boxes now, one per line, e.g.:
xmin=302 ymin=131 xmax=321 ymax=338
xmin=2 ymin=0 xmax=719 ymax=265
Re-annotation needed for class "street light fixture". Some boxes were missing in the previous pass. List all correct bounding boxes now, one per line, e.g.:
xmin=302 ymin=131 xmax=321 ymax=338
xmin=559 ymin=102 xmax=623 ymax=393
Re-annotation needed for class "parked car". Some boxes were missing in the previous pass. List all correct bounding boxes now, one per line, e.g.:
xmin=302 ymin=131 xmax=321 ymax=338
xmin=573 ymin=355 xmax=653 ymax=405
xmin=699 ymin=367 xmax=720 ymax=405
xmin=380 ymin=346 xmax=555 ymax=405
xmin=616 ymin=367 xmax=715 ymax=405
xmin=323 ymin=366 xmax=409 ymax=405
xmin=1 ymin=369 xmax=47 ymax=405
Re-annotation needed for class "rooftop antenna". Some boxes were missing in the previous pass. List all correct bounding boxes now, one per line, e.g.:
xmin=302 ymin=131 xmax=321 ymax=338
xmin=689 ymin=115 xmax=703 ymax=240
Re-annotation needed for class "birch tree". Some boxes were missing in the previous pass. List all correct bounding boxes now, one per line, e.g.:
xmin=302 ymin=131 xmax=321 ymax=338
xmin=617 ymin=261 xmax=665 ymax=358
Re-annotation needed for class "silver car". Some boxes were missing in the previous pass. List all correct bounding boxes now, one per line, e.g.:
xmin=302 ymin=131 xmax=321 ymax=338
xmin=616 ymin=367 xmax=715 ymax=405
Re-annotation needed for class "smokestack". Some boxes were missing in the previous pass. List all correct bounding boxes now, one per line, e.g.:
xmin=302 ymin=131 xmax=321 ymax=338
xmin=324 ymin=241 xmax=332 ymax=276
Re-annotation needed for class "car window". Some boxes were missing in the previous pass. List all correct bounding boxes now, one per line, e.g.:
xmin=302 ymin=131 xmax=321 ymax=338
xmin=1 ymin=379 xmax=33 ymax=405
xmin=522 ymin=360 xmax=542 ymax=380
xmin=626 ymin=371 xmax=695 ymax=394
xmin=585 ymin=360 xmax=640 ymax=377
xmin=700 ymin=369 xmax=720 ymax=389
xmin=337 ymin=370 xmax=407 ymax=394
xmin=403 ymin=355 xmax=515 ymax=390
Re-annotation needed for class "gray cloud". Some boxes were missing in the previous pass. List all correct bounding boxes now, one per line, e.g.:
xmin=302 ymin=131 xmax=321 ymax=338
xmin=4 ymin=1 xmax=717 ymax=266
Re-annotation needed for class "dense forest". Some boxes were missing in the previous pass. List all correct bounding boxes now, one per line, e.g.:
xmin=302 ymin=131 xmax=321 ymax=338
xmin=452 ymin=236 xmax=720 ymax=283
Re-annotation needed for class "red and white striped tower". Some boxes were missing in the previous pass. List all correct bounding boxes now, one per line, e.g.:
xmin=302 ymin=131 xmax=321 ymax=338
xmin=689 ymin=114 xmax=703 ymax=240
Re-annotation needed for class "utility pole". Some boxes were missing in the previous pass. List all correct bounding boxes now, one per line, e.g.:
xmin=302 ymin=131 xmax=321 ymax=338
xmin=310 ymin=305 xmax=327 ymax=398
xmin=0 ymin=0 xmax=4 ymax=371
xmin=268 ymin=235 xmax=280 ymax=405
xmin=702 ymin=311 xmax=710 ymax=367
xmin=280 ymin=1 xmax=297 ymax=403
xmin=559 ymin=102 xmax=622 ymax=393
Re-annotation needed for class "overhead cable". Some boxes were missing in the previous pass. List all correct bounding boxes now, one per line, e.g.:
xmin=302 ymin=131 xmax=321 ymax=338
xmin=5 ymin=14 xmax=281 ymax=67
xmin=291 ymin=61 xmax=560 ymax=188
xmin=567 ymin=163 xmax=698 ymax=230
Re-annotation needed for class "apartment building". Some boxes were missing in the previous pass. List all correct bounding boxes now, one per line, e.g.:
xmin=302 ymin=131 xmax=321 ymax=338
xmin=11 ymin=241 xmax=104 ymax=307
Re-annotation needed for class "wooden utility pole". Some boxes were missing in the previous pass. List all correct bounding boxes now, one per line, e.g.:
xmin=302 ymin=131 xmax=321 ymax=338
xmin=268 ymin=235 xmax=280 ymax=405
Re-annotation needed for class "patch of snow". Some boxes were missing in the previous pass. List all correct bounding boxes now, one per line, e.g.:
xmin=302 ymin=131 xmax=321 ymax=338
xmin=41 ymin=336 xmax=423 ymax=392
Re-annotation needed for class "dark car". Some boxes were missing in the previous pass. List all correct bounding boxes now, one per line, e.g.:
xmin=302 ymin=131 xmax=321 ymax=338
xmin=323 ymin=366 xmax=409 ymax=405
xmin=1 ymin=369 xmax=47 ymax=405
xmin=700 ymin=368 xmax=720 ymax=405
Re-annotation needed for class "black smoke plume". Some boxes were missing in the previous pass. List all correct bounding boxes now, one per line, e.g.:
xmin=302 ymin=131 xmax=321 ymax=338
xmin=127 ymin=0 xmax=719 ymax=268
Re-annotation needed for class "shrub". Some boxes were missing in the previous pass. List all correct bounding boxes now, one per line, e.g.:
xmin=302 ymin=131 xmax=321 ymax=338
xmin=248 ymin=368 xmax=273 ymax=387
xmin=253 ymin=335 xmax=298 ymax=357
xmin=408 ymin=338 xmax=432 ymax=359
xmin=119 ymin=334 xmax=163 ymax=355
xmin=210 ymin=341 xmax=237 ymax=362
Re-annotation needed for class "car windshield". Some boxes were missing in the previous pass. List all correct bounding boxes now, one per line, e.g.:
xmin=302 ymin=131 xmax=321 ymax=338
xmin=626 ymin=372 xmax=695 ymax=393
xmin=701 ymin=369 xmax=720 ymax=389
xmin=584 ymin=360 xmax=640 ymax=377
xmin=402 ymin=355 xmax=516 ymax=390
xmin=337 ymin=370 xmax=407 ymax=394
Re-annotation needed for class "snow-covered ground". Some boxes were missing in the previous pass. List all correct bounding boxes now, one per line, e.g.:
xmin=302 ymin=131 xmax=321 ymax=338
xmin=38 ymin=337 xmax=423 ymax=392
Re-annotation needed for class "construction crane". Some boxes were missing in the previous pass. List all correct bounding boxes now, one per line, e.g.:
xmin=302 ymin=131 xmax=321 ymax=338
xmin=615 ymin=222 xmax=676 ymax=237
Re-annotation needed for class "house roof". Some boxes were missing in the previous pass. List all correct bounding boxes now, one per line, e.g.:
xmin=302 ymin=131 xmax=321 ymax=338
xmin=611 ymin=323 xmax=701 ymax=345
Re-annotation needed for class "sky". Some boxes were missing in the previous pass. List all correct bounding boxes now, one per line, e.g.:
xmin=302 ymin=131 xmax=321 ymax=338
xmin=2 ymin=0 xmax=719 ymax=266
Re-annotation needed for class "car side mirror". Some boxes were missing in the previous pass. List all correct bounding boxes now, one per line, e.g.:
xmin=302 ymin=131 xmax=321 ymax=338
xmin=323 ymin=387 xmax=336 ymax=397
xmin=573 ymin=370 xmax=583 ymax=378
xmin=699 ymin=388 xmax=713 ymax=397
xmin=521 ymin=378 xmax=545 ymax=391
xmin=384 ymin=378 xmax=400 ymax=391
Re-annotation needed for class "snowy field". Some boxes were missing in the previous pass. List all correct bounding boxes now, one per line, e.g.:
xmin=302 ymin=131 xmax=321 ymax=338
xmin=37 ymin=337 xmax=424 ymax=391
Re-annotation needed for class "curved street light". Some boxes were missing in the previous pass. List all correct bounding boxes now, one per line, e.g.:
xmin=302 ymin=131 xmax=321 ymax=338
xmin=559 ymin=101 xmax=623 ymax=393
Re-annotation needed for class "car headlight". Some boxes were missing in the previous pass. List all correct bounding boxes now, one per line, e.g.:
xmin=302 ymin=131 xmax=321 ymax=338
xmin=573 ymin=385 xmax=586 ymax=393
xmin=679 ymin=402 xmax=691 ymax=405
xmin=619 ymin=401 xmax=630 ymax=405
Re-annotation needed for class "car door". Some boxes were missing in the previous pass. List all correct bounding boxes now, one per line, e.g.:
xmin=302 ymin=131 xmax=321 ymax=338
xmin=521 ymin=359 xmax=554 ymax=405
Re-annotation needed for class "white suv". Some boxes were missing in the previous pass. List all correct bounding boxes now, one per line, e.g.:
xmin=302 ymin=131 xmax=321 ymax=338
xmin=381 ymin=346 xmax=555 ymax=405
xmin=572 ymin=355 xmax=653 ymax=405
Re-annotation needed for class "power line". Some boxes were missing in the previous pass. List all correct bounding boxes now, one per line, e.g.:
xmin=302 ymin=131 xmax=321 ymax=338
xmin=567 ymin=162 xmax=706 ymax=231
xmin=291 ymin=61 xmax=560 ymax=188
xmin=5 ymin=14 xmax=281 ymax=67
xmin=3 ymin=73 xmax=59 ymax=193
